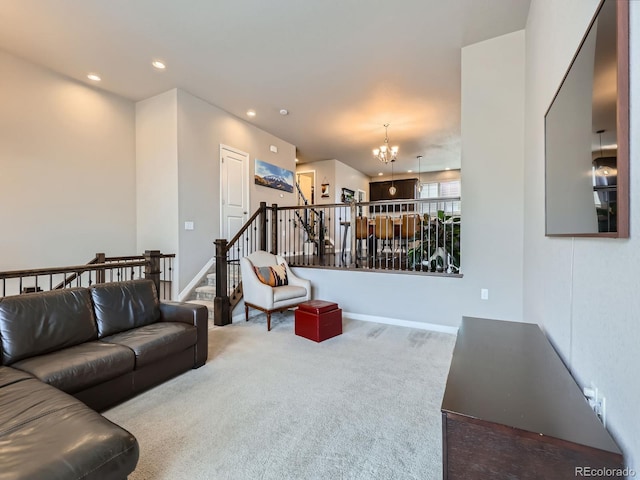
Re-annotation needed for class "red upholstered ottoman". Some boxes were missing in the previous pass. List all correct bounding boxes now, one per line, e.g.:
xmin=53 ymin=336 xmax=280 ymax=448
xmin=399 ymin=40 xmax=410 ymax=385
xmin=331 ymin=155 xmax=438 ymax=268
xmin=295 ymin=300 xmax=342 ymax=342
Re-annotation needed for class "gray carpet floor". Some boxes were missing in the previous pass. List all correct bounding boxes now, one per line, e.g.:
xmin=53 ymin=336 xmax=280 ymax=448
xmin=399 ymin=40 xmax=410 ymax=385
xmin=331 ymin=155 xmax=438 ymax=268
xmin=104 ymin=313 xmax=456 ymax=480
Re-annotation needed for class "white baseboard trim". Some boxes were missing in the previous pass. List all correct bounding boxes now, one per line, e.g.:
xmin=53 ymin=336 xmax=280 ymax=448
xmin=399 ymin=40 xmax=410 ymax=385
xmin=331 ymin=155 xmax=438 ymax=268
xmin=178 ymin=257 xmax=215 ymax=302
xmin=343 ymin=311 xmax=459 ymax=335
xmin=232 ymin=306 xmax=458 ymax=335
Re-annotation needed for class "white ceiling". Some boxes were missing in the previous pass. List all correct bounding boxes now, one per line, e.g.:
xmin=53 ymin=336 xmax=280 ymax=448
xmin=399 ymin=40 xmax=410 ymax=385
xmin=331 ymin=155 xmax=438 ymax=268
xmin=0 ymin=0 xmax=530 ymax=177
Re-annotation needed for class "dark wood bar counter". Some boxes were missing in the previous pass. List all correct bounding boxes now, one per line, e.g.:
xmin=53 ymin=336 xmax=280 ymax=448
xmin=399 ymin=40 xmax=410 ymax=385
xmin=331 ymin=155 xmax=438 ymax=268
xmin=441 ymin=317 xmax=624 ymax=480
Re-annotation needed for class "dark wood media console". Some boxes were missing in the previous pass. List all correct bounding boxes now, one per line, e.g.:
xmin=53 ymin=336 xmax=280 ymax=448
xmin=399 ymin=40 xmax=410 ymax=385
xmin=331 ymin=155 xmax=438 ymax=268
xmin=441 ymin=317 xmax=624 ymax=480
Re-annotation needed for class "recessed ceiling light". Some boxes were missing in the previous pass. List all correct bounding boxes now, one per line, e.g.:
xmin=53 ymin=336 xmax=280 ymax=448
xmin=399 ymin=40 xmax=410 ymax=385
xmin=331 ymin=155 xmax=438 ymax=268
xmin=247 ymin=110 xmax=256 ymax=117
xmin=87 ymin=73 xmax=101 ymax=81
xmin=152 ymin=60 xmax=166 ymax=70
xmin=378 ymin=172 xmax=383 ymax=176
xmin=279 ymin=109 xmax=289 ymax=116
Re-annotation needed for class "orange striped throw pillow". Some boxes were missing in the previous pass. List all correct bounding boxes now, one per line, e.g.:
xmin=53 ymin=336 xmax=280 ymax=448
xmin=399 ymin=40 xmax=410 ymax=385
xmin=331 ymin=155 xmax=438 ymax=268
xmin=253 ymin=263 xmax=288 ymax=287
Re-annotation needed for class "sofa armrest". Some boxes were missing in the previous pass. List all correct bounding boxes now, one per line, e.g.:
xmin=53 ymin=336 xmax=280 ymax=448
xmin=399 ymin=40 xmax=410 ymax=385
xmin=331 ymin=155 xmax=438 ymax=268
xmin=159 ymin=302 xmax=208 ymax=368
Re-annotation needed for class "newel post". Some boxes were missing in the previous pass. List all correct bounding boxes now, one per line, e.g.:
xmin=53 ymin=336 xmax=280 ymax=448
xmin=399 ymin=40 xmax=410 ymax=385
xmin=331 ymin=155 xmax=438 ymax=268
xmin=144 ymin=250 xmax=161 ymax=296
xmin=214 ymin=239 xmax=231 ymax=326
xmin=270 ymin=203 xmax=278 ymax=255
xmin=318 ymin=210 xmax=326 ymax=262
xmin=350 ymin=201 xmax=357 ymax=268
xmin=259 ymin=201 xmax=268 ymax=252
xmin=95 ymin=252 xmax=106 ymax=284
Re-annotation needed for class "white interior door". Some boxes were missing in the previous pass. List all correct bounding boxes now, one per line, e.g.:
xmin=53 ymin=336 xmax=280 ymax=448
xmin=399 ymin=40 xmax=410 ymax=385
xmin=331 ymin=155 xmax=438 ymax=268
xmin=220 ymin=146 xmax=249 ymax=240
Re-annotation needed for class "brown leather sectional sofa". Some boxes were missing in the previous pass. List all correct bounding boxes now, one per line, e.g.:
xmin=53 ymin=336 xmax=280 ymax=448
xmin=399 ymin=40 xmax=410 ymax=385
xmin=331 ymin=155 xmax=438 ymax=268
xmin=0 ymin=279 xmax=208 ymax=480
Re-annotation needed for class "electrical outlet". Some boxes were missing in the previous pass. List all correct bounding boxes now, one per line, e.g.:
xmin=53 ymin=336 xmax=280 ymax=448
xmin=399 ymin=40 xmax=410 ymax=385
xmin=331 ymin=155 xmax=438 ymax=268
xmin=596 ymin=396 xmax=607 ymax=427
xmin=480 ymin=288 xmax=489 ymax=300
xmin=584 ymin=383 xmax=606 ymax=427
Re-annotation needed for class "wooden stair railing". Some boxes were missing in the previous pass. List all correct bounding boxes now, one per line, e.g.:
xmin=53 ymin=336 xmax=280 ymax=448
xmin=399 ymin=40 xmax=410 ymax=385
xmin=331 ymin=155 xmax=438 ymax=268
xmin=214 ymin=202 xmax=272 ymax=326
xmin=0 ymin=250 xmax=174 ymax=299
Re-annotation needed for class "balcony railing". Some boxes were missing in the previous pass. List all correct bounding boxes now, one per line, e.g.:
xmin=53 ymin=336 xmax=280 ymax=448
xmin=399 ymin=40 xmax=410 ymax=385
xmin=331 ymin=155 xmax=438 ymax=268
xmin=213 ymin=198 xmax=461 ymax=325
xmin=277 ymin=198 xmax=461 ymax=273
xmin=0 ymin=250 xmax=175 ymax=300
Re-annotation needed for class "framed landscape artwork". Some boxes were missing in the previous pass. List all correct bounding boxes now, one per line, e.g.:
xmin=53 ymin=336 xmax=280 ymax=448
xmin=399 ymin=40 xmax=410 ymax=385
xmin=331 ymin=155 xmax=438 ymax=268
xmin=254 ymin=159 xmax=294 ymax=193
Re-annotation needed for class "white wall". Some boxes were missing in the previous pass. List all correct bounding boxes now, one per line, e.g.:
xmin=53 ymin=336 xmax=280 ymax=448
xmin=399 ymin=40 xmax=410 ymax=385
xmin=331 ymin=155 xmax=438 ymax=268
xmin=137 ymin=88 xmax=297 ymax=292
xmin=0 ymin=50 xmax=136 ymax=270
xmin=524 ymin=0 xmax=639 ymax=469
xmin=460 ymin=30 xmax=526 ymax=324
xmin=136 ymin=89 xmax=179 ymax=259
xmin=334 ymin=160 xmax=370 ymax=204
xmin=297 ymin=158 xmax=370 ymax=204
xmin=299 ymin=159 xmax=336 ymax=206
xmin=292 ymin=31 xmax=526 ymax=329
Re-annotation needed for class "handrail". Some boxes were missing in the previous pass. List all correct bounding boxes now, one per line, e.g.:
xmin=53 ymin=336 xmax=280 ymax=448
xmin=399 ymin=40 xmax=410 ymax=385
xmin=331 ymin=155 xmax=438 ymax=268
xmin=49 ymin=253 xmax=176 ymax=290
xmin=52 ymin=255 xmax=100 ymax=290
xmin=1 ymin=250 xmax=175 ymax=299
xmin=277 ymin=196 xmax=461 ymax=210
xmin=224 ymin=205 xmax=266 ymax=253
xmin=105 ymin=253 xmax=175 ymax=261
xmin=0 ymin=261 xmax=146 ymax=280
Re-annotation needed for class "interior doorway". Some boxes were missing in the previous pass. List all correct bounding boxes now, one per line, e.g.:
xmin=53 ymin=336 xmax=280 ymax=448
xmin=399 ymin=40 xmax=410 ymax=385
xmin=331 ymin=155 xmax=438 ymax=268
xmin=220 ymin=145 xmax=250 ymax=240
xmin=296 ymin=170 xmax=315 ymax=205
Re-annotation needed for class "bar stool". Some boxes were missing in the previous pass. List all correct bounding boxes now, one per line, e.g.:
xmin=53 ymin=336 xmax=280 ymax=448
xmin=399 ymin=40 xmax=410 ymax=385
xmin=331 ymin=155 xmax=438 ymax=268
xmin=374 ymin=215 xmax=394 ymax=255
xmin=400 ymin=213 xmax=422 ymax=252
xmin=355 ymin=216 xmax=368 ymax=260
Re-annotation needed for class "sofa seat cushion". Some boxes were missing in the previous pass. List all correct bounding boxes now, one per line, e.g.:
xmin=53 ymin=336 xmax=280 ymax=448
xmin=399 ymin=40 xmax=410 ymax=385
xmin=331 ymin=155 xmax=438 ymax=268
xmin=11 ymin=341 xmax=135 ymax=394
xmin=0 ymin=375 xmax=138 ymax=480
xmin=0 ymin=365 xmax=33 ymax=389
xmin=101 ymin=322 xmax=197 ymax=369
xmin=273 ymin=285 xmax=308 ymax=302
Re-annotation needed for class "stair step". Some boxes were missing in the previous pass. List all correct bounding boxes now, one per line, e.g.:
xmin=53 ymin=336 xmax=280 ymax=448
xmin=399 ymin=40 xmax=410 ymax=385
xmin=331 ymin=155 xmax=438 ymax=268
xmin=196 ymin=285 xmax=215 ymax=294
xmin=194 ymin=285 xmax=214 ymax=301
xmin=206 ymin=273 xmax=216 ymax=286
xmin=186 ymin=299 xmax=214 ymax=327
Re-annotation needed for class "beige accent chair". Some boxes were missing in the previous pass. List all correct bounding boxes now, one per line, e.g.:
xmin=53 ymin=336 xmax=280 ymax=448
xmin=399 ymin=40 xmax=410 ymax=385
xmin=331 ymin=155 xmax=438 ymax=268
xmin=240 ymin=251 xmax=311 ymax=331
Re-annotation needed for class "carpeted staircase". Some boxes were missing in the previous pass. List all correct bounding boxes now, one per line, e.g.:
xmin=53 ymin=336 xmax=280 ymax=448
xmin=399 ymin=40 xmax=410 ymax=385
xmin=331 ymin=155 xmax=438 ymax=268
xmin=186 ymin=271 xmax=216 ymax=322
xmin=185 ymin=262 xmax=242 ymax=327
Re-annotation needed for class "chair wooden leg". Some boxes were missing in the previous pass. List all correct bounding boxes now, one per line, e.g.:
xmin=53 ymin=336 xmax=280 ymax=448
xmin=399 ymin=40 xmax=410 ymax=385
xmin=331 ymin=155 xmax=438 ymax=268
xmin=245 ymin=305 xmax=249 ymax=321
xmin=267 ymin=313 xmax=271 ymax=331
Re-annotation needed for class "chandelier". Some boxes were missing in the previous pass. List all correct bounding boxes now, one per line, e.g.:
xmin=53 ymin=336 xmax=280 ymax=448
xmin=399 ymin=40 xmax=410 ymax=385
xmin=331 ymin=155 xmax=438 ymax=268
xmin=373 ymin=123 xmax=398 ymax=164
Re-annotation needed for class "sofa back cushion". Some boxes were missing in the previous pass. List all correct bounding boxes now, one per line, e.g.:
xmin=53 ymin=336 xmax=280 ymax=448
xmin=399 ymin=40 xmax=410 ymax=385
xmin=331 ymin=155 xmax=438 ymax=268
xmin=90 ymin=280 xmax=160 ymax=338
xmin=0 ymin=288 xmax=98 ymax=365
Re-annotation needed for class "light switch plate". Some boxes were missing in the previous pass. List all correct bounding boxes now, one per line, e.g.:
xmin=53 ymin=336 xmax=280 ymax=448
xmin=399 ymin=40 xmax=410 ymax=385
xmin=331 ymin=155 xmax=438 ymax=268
xmin=185 ymin=221 xmax=194 ymax=230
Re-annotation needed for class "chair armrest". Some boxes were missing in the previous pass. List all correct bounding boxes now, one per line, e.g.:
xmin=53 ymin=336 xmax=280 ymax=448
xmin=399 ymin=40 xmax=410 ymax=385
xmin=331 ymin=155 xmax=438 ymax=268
xmin=240 ymin=257 xmax=276 ymax=309
xmin=285 ymin=266 xmax=311 ymax=294
xmin=159 ymin=302 xmax=208 ymax=367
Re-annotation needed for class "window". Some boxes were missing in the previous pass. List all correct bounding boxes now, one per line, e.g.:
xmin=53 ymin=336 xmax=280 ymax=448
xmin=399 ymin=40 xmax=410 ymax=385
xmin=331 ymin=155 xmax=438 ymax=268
xmin=419 ymin=179 xmax=461 ymax=215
